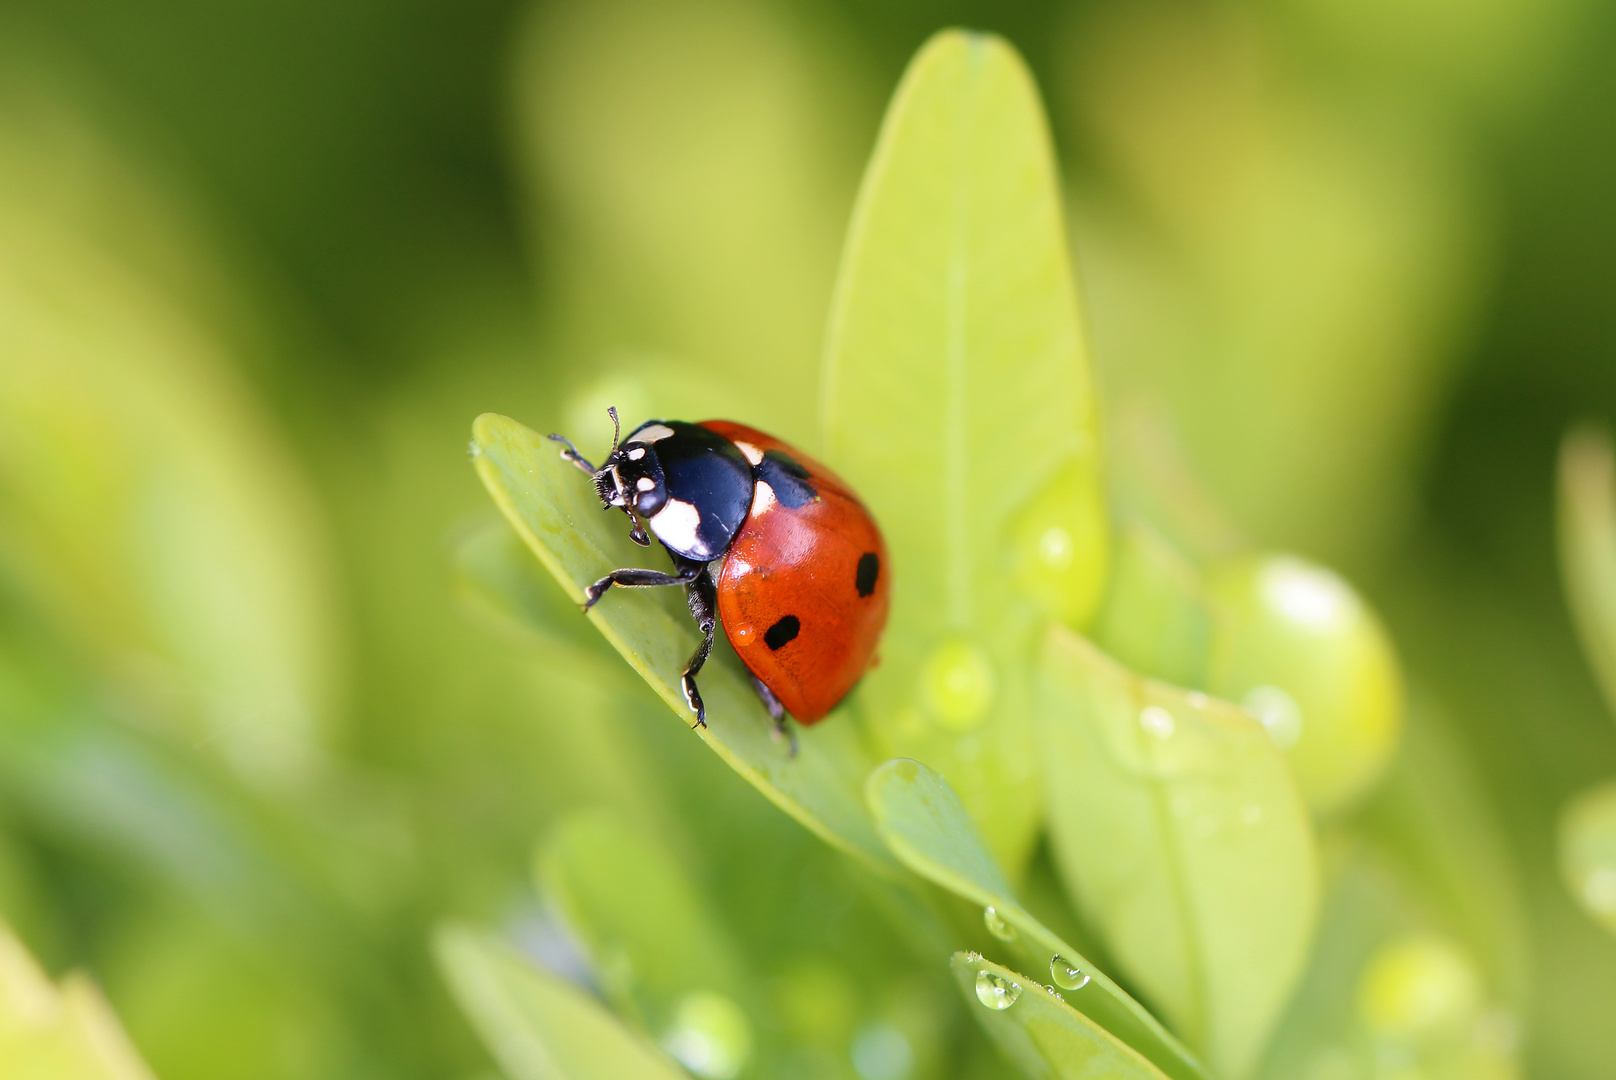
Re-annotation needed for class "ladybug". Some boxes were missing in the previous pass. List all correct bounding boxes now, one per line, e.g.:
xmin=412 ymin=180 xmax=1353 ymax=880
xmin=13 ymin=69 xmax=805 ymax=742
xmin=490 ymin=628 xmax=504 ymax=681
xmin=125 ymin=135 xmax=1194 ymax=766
xmin=550 ymin=408 xmax=889 ymax=743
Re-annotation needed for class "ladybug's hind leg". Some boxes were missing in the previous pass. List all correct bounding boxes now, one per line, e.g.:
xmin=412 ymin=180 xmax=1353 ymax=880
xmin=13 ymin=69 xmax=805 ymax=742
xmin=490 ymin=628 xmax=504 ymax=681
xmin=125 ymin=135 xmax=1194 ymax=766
xmin=748 ymin=674 xmax=797 ymax=758
xmin=679 ymin=566 xmax=719 ymax=728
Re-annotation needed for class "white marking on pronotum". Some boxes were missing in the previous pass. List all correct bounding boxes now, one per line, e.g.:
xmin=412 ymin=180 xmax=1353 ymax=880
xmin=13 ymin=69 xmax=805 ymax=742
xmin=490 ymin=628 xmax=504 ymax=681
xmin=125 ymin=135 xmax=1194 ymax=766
xmin=750 ymin=480 xmax=778 ymax=515
xmin=636 ymin=476 xmax=656 ymax=492
xmin=633 ymin=423 xmax=676 ymax=443
xmin=733 ymin=440 xmax=764 ymax=466
xmin=627 ymin=447 xmax=647 ymax=461
xmin=650 ymin=498 xmax=706 ymax=556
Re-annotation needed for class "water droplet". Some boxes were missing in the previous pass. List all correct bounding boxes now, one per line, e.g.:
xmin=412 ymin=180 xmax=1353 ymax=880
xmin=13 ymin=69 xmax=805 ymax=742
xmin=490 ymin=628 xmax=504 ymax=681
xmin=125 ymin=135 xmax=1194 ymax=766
xmin=1139 ymin=705 xmax=1175 ymax=739
xmin=851 ymin=1021 xmax=913 ymax=1080
xmin=661 ymin=991 xmax=753 ymax=1079
xmin=983 ymin=906 xmax=1017 ymax=941
xmin=1243 ymin=685 xmax=1304 ymax=750
xmin=1584 ymin=867 xmax=1616 ymax=913
xmin=974 ymin=970 xmax=1021 ymax=1010
xmin=922 ymin=639 xmax=996 ymax=729
xmin=1050 ymin=956 xmax=1090 ymax=990
xmin=1037 ymin=526 xmax=1074 ymax=570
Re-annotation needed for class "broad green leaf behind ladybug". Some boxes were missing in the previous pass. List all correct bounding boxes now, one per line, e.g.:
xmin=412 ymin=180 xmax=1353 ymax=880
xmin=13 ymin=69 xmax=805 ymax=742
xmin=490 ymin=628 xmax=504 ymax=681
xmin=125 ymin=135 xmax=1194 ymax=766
xmin=822 ymin=29 xmax=1108 ymax=877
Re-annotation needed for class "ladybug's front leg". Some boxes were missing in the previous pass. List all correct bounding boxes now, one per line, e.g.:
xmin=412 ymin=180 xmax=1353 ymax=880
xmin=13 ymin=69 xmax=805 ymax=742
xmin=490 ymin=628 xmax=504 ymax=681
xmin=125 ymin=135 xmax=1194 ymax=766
xmin=546 ymin=433 xmax=598 ymax=474
xmin=679 ymin=567 xmax=719 ymax=728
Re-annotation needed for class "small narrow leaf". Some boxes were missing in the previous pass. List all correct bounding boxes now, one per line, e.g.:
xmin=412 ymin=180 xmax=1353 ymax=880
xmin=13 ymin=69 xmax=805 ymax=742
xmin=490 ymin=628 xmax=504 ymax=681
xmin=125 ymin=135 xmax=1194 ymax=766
xmin=867 ymin=759 xmax=1210 ymax=1080
xmin=1558 ymin=426 xmax=1616 ymax=721
xmin=1037 ymin=626 xmax=1318 ymax=1078
xmin=472 ymin=412 xmax=891 ymax=871
xmin=822 ymin=30 xmax=1108 ymax=874
xmin=435 ymin=924 xmax=687 ymax=1080
xmin=950 ymin=953 xmax=1170 ymax=1080
xmin=0 ymin=921 xmax=157 ymax=1080
xmin=537 ymin=811 xmax=751 ymax=1038
xmin=453 ymin=514 xmax=617 ymax=665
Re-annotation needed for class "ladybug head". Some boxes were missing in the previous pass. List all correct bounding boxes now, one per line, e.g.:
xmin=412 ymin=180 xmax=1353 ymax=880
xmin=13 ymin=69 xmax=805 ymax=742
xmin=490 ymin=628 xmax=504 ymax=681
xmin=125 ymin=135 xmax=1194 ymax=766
xmin=589 ymin=408 xmax=673 ymax=548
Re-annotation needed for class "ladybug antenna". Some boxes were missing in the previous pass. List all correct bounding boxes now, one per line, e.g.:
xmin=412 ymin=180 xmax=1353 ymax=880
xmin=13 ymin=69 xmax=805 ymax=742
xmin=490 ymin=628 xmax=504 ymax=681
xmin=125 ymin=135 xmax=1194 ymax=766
xmin=601 ymin=406 xmax=650 ymax=547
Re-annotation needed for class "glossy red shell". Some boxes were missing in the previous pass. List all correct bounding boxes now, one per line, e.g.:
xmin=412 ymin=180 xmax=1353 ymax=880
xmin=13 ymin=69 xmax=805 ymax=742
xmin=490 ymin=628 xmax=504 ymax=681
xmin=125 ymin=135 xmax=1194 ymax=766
xmin=700 ymin=421 xmax=889 ymax=724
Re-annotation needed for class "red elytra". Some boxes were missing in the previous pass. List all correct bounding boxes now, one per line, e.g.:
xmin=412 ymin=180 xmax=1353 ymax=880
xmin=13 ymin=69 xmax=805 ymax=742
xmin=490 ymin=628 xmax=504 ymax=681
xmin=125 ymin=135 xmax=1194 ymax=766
xmin=700 ymin=421 xmax=889 ymax=724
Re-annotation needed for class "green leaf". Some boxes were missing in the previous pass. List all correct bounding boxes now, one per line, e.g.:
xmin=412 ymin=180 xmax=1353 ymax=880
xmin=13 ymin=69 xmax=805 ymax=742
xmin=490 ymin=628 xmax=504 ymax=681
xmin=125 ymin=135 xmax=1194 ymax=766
xmin=0 ymin=921 xmax=157 ymax=1080
xmin=1036 ymin=626 xmax=1318 ymax=1078
xmin=454 ymin=514 xmax=618 ymax=666
xmin=1558 ymin=425 xmax=1616 ymax=722
xmin=1090 ymin=523 xmax=1213 ymax=691
xmin=867 ymin=758 xmax=1209 ymax=1080
xmin=1559 ymin=780 xmax=1616 ymax=939
xmin=950 ymin=953 xmax=1170 ymax=1080
xmin=471 ymin=412 xmax=891 ymax=871
xmin=434 ymin=924 xmax=687 ymax=1080
xmin=536 ymin=811 xmax=751 ymax=1037
xmin=821 ymin=30 xmax=1108 ymax=875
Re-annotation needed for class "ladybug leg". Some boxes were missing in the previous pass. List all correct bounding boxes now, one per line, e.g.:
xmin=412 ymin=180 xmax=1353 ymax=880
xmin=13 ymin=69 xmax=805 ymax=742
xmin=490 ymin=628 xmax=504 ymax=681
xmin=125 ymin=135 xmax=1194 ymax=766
xmin=748 ymin=674 xmax=797 ymax=757
xmin=582 ymin=563 xmax=703 ymax=608
xmin=547 ymin=433 xmax=597 ymax=475
xmin=678 ymin=567 xmax=719 ymax=728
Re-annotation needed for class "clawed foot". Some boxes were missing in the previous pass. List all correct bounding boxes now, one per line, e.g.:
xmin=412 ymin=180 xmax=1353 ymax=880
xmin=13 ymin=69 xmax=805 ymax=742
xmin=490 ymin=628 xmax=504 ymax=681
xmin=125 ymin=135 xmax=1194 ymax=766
xmin=681 ymin=674 xmax=707 ymax=728
xmin=583 ymin=577 xmax=610 ymax=609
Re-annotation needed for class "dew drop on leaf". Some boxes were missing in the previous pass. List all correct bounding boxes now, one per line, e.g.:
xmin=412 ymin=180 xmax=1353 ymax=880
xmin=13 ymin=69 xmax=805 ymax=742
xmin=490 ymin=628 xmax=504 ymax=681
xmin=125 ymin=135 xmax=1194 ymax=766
xmin=1049 ymin=956 xmax=1090 ymax=990
xmin=974 ymin=970 xmax=1022 ymax=1010
xmin=1139 ymin=705 xmax=1176 ymax=739
xmin=982 ymin=906 xmax=1016 ymax=941
xmin=1242 ymin=684 xmax=1304 ymax=750
xmin=1037 ymin=525 xmax=1074 ymax=570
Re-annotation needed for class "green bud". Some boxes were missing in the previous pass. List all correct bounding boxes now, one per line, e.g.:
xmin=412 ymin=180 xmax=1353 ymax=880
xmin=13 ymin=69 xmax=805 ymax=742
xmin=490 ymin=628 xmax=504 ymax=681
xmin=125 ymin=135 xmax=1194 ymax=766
xmin=1206 ymin=554 xmax=1403 ymax=814
xmin=1357 ymin=934 xmax=1482 ymax=1042
xmin=1007 ymin=459 xmax=1109 ymax=630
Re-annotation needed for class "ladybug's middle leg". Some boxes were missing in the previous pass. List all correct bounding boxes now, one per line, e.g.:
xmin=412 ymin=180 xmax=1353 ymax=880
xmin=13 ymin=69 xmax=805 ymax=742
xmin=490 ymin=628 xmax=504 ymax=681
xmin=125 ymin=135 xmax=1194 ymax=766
xmin=679 ymin=566 xmax=719 ymax=728
xmin=583 ymin=561 xmax=703 ymax=608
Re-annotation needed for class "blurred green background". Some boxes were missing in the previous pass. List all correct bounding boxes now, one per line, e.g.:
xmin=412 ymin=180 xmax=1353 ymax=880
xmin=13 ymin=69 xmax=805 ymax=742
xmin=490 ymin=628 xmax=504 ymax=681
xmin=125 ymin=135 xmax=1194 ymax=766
xmin=3 ymin=0 xmax=1616 ymax=1077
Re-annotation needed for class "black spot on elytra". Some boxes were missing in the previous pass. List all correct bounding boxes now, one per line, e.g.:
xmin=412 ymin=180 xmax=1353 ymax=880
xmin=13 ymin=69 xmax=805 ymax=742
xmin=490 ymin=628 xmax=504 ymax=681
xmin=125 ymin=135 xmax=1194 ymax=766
xmin=764 ymin=615 xmax=800 ymax=650
xmin=756 ymin=450 xmax=817 ymax=509
xmin=856 ymin=552 xmax=880 ymax=597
